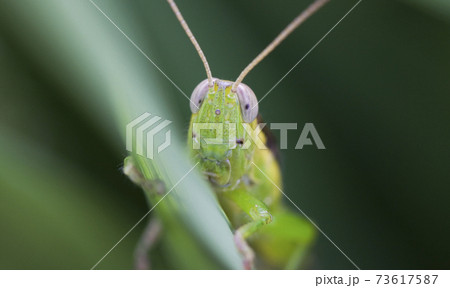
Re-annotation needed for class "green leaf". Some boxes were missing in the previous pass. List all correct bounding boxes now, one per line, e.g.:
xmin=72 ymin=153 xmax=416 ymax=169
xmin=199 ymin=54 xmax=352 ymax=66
xmin=0 ymin=0 xmax=241 ymax=269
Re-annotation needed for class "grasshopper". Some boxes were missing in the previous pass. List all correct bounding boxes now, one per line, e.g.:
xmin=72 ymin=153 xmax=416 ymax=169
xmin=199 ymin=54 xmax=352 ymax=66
xmin=168 ymin=0 xmax=330 ymax=269
xmin=130 ymin=0 xmax=330 ymax=270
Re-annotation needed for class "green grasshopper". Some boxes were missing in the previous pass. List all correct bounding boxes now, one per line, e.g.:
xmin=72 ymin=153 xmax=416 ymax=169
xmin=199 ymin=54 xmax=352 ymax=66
xmin=167 ymin=0 xmax=330 ymax=269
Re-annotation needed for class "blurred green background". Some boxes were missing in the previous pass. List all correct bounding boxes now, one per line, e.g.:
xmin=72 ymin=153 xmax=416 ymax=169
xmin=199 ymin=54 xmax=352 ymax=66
xmin=0 ymin=0 xmax=449 ymax=269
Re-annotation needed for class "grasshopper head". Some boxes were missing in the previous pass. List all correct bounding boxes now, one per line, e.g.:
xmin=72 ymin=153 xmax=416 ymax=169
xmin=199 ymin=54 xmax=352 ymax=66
xmin=170 ymin=0 xmax=330 ymax=189
xmin=189 ymin=79 xmax=259 ymax=187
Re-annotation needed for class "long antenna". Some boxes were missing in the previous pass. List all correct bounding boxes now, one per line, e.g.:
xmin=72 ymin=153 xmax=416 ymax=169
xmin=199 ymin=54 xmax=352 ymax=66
xmin=232 ymin=0 xmax=330 ymax=92
xmin=167 ymin=0 xmax=214 ymax=87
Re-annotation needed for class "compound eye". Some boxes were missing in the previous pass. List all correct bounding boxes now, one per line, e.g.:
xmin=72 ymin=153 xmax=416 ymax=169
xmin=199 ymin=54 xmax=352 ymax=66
xmin=190 ymin=79 xmax=211 ymax=113
xmin=236 ymin=83 xmax=258 ymax=123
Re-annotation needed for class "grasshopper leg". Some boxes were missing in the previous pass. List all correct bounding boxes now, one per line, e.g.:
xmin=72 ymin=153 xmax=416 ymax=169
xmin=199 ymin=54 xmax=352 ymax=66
xmin=221 ymin=186 xmax=273 ymax=269
xmin=134 ymin=217 xmax=163 ymax=270
xmin=234 ymin=230 xmax=254 ymax=270
xmin=123 ymin=157 xmax=166 ymax=269
xmin=123 ymin=157 xmax=166 ymax=195
xmin=250 ymin=209 xmax=316 ymax=269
